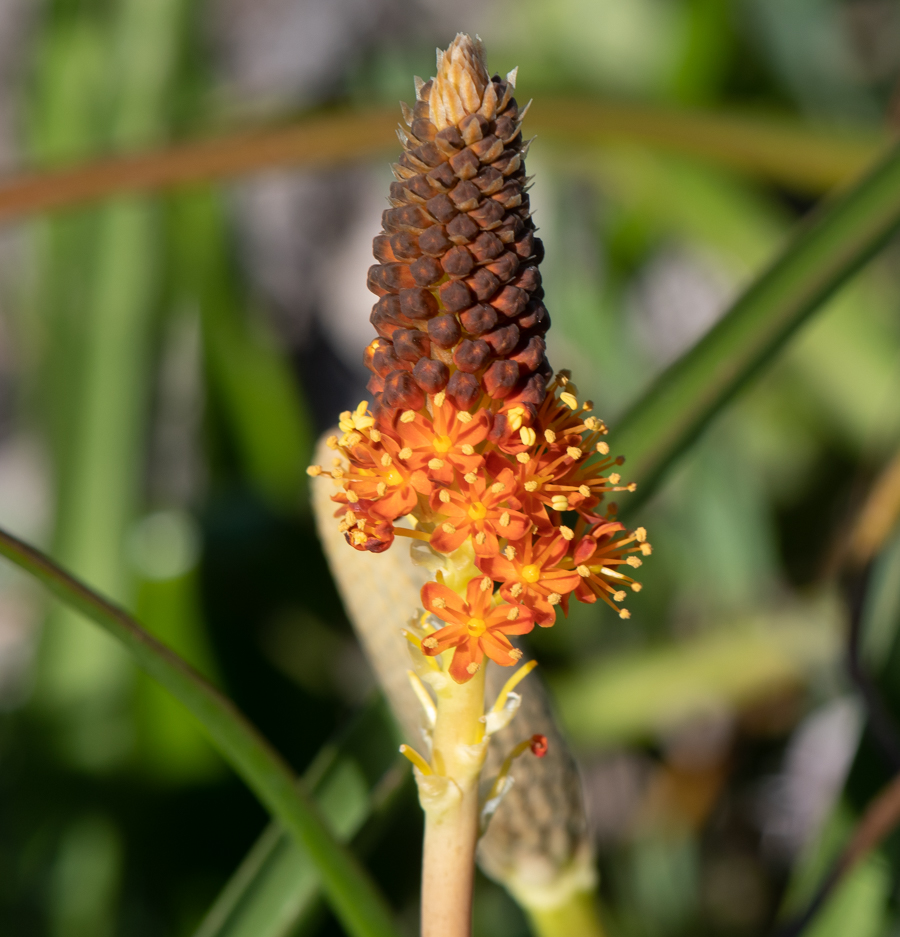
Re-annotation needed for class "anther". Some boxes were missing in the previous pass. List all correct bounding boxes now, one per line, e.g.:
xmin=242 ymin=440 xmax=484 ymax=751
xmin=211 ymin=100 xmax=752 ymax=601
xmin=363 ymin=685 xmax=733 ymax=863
xmin=399 ymin=447 xmax=412 ymax=460
xmin=504 ymin=545 xmax=516 ymax=560
xmin=548 ymin=592 xmax=561 ymax=605
xmin=579 ymin=485 xmax=591 ymax=497
xmin=377 ymin=482 xmax=386 ymax=496
xmin=506 ymin=407 xmax=526 ymax=431
xmin=306 ymin=465 xmax=323 ymax=477
xmin=499 ymin=512 xmax=510 ymax=527
xmin=370 ymin=429 xmax=382 ymax=442
xmin=627 ymin=556 xmax=642 ymax=568
xmin=480 ymin=576 xmax=492 ymax=592
xmin=613 ymin=590 xmax=626 ymax=602
xmin=465 ymin=472 xmax=477 ymax=483
xmin=507 ymin=606 xmax=520 ymax=620
xmin=467 ymin=662 xmax=480 ymax=674
xmin=347 ymin=490 xmax=359 ymax=503
xmin=423 ymin=635 xmax=439 ymax=647
xmin=433 ymin=391 xmax=446 ymax=406
xmin=381 ymin=453 xmax=393 ymax=466
xmin=475 ymin=532 xmax=486 ymax=544
xmin=509 ymin=647 xmax=523 ymax=661
xmin=609 ymin=473 xmax=621 ymax=484
xmin=635 ymin=527 xmax=647 ymax=542
xmin=567 ymin=446 xmax=583 ymax=460
xmin=584 ymin=417 xmax=601 ymax=431
xmin=442 ymin=523 xmax=456 ymax=533
xmin=544 ymin=429 xmax=557 ymax=443
xmin=520 ymin=427 xmax=536 ymax=446
xmin=457 ymin=412 xmax=473 ymax=424
xmin=432 ymin=598 xmax=446 ymax=609
xmin=619 ymin=609 xmax=631 ymax=619
xmin=401 ymin=410 xmax=416 ymax=423
xmin=524 ymin=480 xmax=538 ymax=491
xmin=491 ymin=482 xmax=505 ymax=493
xmin=560 ymin=392 xmax=578 ymax=410
xmin=577 ymin=565 xmax=590 ymax=577
xmin=439 ymin=489 xmax=451 ymax=503
xmin=559 ymin=526 xmax=574 ymax=540
xmin=640 ymin=543 xmax=653 ymax=556
xmin=556 ymin=369 xmax=571 ymax=384
xmin=596 ymin=441 xmax=610 ymax=454
xmin=631 ymin=582 xmax=642 ymax=592
xmin=510 ymin=582 xmax=523 ymax=597
xmin=428 ymin=458 xmax=445 ymax=469
xmin=326 ymin=435 xmax=339 ymax=449
xmin=461 ymin=444 xmax=475 ymax=455
xmin=516 ymin=453 xmax=530 ymax=463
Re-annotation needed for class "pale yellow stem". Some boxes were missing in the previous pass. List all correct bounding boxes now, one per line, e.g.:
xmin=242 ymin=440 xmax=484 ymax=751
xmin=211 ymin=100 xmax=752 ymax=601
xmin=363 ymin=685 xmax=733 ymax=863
xmin=420 ymin=664 xmax=486 ymax=937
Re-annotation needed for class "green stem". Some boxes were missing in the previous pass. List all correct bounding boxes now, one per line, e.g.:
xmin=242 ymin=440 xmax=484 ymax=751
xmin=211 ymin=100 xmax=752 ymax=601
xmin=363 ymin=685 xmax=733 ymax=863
xmin=612 ymin=141 xmax=900 ymax=512
xmin=0 ymin=525 xmax=400 ymax=937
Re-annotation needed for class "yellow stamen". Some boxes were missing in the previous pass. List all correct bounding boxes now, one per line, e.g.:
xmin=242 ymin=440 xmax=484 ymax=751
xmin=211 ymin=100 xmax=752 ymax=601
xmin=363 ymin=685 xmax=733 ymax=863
xmin=596 ymin=441 xmax=609 ymax=454
xmin=407 ymin=670 xmax=437 ymax=725
xmin=399 ymin=744 xmax=433 ymax=775
xmin=457 ymin=412 xmax=473 ymax=424
xmin=491 ymin=659 xmax=538 ymax=713
xmin=560 ymin=392 xmax=578 ymax=410
xmin=400 ymin=410 xmax=416 ymax=423
xmin=519 ymin=427 xmax=536 ymax=446
xmin=559 ymin=526 xmax=574 ymax=540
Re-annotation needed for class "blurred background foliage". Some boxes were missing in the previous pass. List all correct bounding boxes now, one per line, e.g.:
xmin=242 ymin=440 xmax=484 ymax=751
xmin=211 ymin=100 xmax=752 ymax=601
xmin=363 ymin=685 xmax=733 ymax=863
xmin=3 ymin=0 xmax=900 ymax=935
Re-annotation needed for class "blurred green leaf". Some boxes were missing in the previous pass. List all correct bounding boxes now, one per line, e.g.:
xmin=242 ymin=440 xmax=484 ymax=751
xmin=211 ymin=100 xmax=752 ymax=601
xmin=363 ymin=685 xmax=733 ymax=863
xmin=611 ymin=141 xmax=900 ymax=513
xmin=32 ymin=0 xmax=186 ymax=773
xmin=194 ymin=699 xmax=406 ymax=937
xmin=0 ymin=524 xmax=403 ymax=937
xmin=171 ymin=191 xmax=314 ymax=511
xmin=551 ymin=601 xmax=839 ymax=747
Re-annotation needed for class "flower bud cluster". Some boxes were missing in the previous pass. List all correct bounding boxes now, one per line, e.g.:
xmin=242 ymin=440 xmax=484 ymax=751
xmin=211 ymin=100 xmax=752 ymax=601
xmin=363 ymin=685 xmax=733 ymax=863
xmin=311 ymin=36 xmax=651 ymax=683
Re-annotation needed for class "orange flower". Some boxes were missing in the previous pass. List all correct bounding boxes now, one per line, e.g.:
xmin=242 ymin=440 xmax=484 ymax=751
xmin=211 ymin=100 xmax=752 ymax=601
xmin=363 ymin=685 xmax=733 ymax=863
xmin=429 ymin=468 xmax=529 ymax=556
xmin=477 ymin=532 xmax=580 ymax=626
xmin=569 ymin=522 xmax=652 ymax=618
xmin=420 ymin=576 xmax=535 ymax=683
xmin=336 ymin=432 xmax=432 ymax=521
xmin=335 ymin=503 xmax=395 ymax=553
xmin=391 ymin=394 xmax=490 ymax=485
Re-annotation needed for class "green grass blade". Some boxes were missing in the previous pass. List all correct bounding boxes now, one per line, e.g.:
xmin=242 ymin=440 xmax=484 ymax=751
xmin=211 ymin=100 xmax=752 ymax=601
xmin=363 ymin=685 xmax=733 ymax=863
xmin=193 ymin=699 xmax=406 ymax=937
xmin=0 ymin=526 xmax=402 ymax=937
xmin=611 ymin=141 xmax=900 ymax=512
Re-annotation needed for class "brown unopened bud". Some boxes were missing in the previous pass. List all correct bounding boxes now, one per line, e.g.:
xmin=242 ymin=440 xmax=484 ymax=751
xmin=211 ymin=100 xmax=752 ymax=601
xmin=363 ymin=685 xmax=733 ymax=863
xmin=446 ymin=370 xmax=481 ymax=409
xmin=413 ymin=358 xmax=450 ymax=393
xmin=427 ymin=314 xmax=462 ymax=348
xmin=483 ymin=360 xmax=519 ymax=399
xmin=393 ymin=329 xmax=430 ymax=361
xmin=459 ymin=304 xmax=498 ymax=335
xmin=453 ymin=339 xmax=492 ymax=373
xmin=383 ymin=370 xmax=425 ymax=410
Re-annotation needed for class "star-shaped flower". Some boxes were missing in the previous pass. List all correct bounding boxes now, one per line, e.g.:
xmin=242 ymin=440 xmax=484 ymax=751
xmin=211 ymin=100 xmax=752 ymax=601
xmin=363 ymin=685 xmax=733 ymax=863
xmin=428 ymin=468 xmax=528 ymax=556
xmin=420 ymin=576 xmax=535 ymax=683
xmin=478 ymin=532 xmax=580 ymax=626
